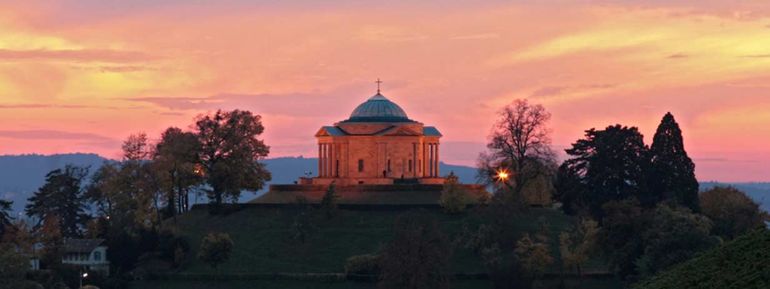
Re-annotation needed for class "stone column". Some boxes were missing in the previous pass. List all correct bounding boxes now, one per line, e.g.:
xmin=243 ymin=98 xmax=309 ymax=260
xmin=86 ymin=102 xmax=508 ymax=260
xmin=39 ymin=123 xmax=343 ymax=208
xmin=428 ymin=143 xmax=432 ymax=177
xmin=318 ymin=144 xmax=322 ymax=177
xmin=435 ymin=143 xmax=439 ymax=177
xmin=322 ymin=144 xmax=327 ymax=177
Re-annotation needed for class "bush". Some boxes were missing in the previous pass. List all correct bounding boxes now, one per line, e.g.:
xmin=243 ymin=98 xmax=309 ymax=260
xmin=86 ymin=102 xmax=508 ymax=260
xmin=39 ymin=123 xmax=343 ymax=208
xmin=198 ymin=232 xmax=234 ymax=270
xmin=158 ymin=228 xmax=190 ymax=267
xmin=344 ymin=254 xmax=380 ymax=276
xmin=439 ymin=172 xmax=469 ymax=214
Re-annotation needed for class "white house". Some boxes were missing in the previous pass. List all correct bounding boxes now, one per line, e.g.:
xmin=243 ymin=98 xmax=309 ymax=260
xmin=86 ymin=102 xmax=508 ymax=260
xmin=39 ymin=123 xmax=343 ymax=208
xmin=61 ymin=238 xmax=110 ymax=275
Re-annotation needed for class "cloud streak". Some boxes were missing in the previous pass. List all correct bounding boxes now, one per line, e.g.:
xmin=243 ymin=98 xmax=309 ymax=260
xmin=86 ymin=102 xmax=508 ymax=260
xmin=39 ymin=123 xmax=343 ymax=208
xmin=0 ymin=49 xmax=156 ymax=63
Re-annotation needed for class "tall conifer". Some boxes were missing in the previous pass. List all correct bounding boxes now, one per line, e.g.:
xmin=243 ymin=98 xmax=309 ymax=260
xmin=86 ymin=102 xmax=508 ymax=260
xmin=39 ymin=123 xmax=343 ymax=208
xmin=650 ymin=113 xmax=699 ymax=211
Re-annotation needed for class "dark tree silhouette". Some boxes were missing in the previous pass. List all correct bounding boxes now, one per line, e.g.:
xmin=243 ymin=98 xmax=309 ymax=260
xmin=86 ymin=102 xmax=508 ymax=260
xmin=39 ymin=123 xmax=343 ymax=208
xmin=650 ymin=112 xmax=699 ymax=211
xmin=25 ymin=165 xmax=90 ymax=238
xmin=195 ymin=110 xmax=271 ymax=208
xmin=153 ymin=127 xmax=203 ymax=216
xmin=379 ymin=212 xmax=451 ymax=289
xmin=561 ymin=125 xmax=651 ymax=219
xmin=0 ymin=199 xmax=14 ymax=239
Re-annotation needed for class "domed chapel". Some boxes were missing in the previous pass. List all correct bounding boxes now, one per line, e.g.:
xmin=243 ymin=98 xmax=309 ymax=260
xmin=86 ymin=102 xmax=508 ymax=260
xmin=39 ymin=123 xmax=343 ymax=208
xmin=313 ymin=86 xmax=443 ymax=186
xmin=252 ymin=80 xmax=488 ymax=205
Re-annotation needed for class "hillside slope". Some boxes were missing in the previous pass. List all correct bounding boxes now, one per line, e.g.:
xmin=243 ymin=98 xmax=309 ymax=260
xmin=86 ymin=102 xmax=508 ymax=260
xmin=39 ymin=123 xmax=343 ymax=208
xmin=633 ymin=229 xmax=770 ymax=289
xmin=165 ymin=206 xmax=582 ymax=274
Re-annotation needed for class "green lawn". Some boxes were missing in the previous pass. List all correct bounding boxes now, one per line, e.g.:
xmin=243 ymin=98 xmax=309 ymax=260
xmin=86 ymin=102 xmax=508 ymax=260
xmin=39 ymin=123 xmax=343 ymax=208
xmin=164 ymin=206 xmax=590 ymax=274
xmin=131 ymin=278 xmax=621 ymax=289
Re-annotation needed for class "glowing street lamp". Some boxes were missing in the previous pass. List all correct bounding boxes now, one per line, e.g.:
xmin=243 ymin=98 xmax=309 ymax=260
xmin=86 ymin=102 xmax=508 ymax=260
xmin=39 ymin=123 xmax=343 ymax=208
xmin=79 ymin=270 xmax=88 ymax=288
xmin=496 ymin=169 xmax=509 ymax=182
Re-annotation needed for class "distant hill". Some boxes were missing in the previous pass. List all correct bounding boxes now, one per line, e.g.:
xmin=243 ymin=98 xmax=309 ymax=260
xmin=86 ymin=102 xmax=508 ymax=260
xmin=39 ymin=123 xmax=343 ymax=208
xmin=0 ymin=153 xmax=767 ymax=215
xmin=0 ymin=154 xmax=478 ymax=214
xmin=0 ymin=153 xmax=108 ymax=214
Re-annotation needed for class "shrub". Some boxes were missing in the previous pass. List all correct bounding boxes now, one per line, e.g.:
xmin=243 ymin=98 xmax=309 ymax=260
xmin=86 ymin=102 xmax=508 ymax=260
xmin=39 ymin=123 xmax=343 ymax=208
xmin=344 ymin=254 xmax=381 ymax=276
xmin=439 ymin=172 xmax=469 ymax=214
xmin=197 ymin=232 xmax=234 ymax=270
xmin=320 ymin=182 xmax=339 ymax=219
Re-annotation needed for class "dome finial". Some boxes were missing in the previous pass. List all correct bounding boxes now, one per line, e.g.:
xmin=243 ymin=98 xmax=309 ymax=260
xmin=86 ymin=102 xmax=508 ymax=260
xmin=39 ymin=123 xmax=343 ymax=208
xmin=375 ymin=78 xmax=383 ymax=94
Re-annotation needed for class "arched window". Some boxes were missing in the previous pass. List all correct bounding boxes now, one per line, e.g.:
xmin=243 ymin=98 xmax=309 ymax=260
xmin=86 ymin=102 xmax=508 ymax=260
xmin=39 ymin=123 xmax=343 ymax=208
xmin=94 ymin=251 xmax=102 ymax=261
xmin=358 ymin=159 xmax=364 ymax=172
xmin=387 ymin=159 xmax=391 ymax=172
xmin=408 ymin=160 xmax=413 ymax=172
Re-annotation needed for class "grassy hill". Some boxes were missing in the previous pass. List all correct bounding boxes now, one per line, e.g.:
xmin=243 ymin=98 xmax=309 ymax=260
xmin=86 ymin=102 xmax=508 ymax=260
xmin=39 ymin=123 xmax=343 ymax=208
xmin=633 ymin=229 xmax=770 ymax=289
xmin=164 ymin=206 xmax=580 ymax=274
xmin=138 ymin=205 xmax=617 ymax=288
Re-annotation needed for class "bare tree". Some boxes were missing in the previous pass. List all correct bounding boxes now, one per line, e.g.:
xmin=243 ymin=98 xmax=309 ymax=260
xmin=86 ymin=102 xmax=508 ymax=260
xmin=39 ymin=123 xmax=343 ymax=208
xmin=480 ymin=99 xmax=556 ymax=203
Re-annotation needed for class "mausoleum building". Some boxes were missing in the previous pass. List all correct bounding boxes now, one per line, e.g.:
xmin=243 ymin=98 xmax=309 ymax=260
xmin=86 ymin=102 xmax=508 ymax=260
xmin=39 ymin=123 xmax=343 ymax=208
xmin=312 ymin=91 xmax=444 ymax=185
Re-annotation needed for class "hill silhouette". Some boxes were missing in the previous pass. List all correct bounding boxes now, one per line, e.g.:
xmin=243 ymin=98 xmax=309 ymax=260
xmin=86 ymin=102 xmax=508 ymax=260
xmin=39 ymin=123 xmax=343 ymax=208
xmin=1 ymin=154 xmax=767 ymax=215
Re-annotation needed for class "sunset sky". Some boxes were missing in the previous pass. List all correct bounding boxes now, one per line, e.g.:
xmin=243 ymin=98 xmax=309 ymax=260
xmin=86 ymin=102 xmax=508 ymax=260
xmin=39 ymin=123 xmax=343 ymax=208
xmin=1 ymin=1 xmax=770 ymax=181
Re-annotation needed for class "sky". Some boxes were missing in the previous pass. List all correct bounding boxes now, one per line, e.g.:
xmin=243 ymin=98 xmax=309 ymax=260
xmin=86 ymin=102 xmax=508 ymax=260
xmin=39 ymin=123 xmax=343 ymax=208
xmin=1 ymin=1 xmax=770 ymax=182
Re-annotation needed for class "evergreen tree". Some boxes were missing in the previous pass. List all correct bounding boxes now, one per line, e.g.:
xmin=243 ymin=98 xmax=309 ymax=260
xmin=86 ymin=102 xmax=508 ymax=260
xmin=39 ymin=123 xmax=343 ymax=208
xmin=650 ymin=112 xmax=699 ymax=211
xmin=0 ymin=199 xmax=14 ymax=239
xmin=561 ymin=125 xmax=651 ymax=219
xmin=25 ymin=165 xmax=90 ymax=238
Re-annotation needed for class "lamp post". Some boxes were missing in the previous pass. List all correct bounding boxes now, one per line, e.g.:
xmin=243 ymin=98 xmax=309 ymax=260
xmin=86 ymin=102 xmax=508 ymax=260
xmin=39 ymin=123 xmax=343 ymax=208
xmin=79 ymin=269 xmax=88 ymax=289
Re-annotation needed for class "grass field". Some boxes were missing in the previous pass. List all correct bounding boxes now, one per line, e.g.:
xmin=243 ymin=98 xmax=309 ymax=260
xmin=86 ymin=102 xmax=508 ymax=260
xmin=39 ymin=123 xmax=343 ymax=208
xmin=136 ymin=205 xmax=616 ymax=288
xmin=131 ymin=278 xmax=622 ymax=289
xmin=163 ymin=206 xmax=594 ymax=274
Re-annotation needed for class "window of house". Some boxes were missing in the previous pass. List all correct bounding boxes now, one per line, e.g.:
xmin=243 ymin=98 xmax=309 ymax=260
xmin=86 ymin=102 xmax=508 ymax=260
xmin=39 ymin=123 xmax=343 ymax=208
xmin=358 ymin=159 xmax=364 ymax=172
xmin=94 ymin=251 xmax=101 ymax=261
xmin=409 ymin=160 xmax=413 ymax=172
xmin=387 ymin=159 xmax=391 ymax=172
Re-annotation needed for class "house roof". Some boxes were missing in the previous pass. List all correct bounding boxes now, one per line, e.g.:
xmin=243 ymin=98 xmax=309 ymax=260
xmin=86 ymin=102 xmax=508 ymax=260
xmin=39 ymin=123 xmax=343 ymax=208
xmin=62 ymin=238 xmax=105 ymax=254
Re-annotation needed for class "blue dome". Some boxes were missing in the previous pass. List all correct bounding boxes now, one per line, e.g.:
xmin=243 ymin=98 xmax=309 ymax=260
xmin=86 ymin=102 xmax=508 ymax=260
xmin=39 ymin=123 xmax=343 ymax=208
xmin=347 ymin=93 xmax=411 ymax=122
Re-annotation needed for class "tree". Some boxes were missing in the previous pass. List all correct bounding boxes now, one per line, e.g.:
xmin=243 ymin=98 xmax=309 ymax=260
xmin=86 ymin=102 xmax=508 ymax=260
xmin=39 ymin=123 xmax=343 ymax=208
xmin=559 ymin=218 xmax=598 ymax=277
xmin=700 ymin=186 xmax=766 ymax=240
xmin=198 ymin=232 xmax=234 ymax=270
xmin=195 ymin=110 xmax=271 ymax=208
xmin=439 ymin=172 xmax=469 ymax=214
xmin=320 ymin=182 xmax=339 ymax=219
xmin=635 ymin=204 xmax=717 ymax=278
xmin=553 ymin=163 xmax=588 ymax=215
xmin=561 ymin=125 xmax=651 ymax=219
xmin=515 ymin=233 xmax=554 ymax=278
xmin=650 ymin=112 xmax=699 ymax=211
xmin=597 ymin=198 xmax=647 ymax=279
xmin=153 ymin=127 xmax=203 ymax=217
xmin=0 ymin=243 xmax=30 ymax=284
xmin=379 ymin=212 xmax=451 ymax=289
xmin=25 ymin=165 xmax=89 ymax=238
xmin=480 ymin=99 xmax=556 ymax=205
xmin=0 ymin=199 xmax=15 ymax=239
